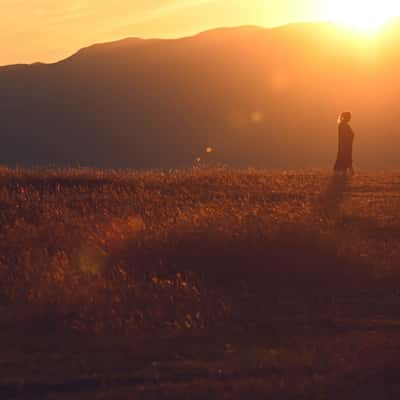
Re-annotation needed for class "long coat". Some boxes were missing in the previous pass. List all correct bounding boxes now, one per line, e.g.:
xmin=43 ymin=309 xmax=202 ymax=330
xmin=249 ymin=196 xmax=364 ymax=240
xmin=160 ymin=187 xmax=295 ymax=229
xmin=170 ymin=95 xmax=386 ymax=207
xmin=334 ymin=122 xmax=354 ymax=172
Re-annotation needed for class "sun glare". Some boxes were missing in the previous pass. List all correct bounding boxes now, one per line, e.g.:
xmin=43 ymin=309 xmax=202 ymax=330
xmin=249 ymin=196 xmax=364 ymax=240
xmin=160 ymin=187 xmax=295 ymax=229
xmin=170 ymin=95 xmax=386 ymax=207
xmin=323 ymin=0 xmax=399 ymax=33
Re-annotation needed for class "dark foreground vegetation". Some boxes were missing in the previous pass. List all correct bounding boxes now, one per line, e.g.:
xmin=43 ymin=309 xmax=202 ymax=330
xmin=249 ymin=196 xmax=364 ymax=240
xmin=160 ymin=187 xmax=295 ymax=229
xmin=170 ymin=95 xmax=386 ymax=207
xmin=1 ymin=167 xmax=400 ymax=399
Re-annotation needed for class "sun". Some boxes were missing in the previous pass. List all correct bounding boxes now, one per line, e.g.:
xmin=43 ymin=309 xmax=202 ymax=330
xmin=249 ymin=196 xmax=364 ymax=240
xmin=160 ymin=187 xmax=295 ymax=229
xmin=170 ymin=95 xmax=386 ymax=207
xmin=323 ymin=0 xmax=400 ymax=33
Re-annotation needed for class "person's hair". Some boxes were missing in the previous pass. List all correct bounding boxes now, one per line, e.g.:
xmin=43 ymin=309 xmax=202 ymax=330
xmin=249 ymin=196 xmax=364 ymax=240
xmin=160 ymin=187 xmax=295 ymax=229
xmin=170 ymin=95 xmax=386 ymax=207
xmin=338 ymin=111 xmax=352 ymax=124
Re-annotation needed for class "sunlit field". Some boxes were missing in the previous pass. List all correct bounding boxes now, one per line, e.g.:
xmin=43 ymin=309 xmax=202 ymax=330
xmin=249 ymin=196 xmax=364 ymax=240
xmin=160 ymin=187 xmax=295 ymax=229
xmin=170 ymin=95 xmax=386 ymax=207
xmin=2 ymin=167 xmax=400 ymax=399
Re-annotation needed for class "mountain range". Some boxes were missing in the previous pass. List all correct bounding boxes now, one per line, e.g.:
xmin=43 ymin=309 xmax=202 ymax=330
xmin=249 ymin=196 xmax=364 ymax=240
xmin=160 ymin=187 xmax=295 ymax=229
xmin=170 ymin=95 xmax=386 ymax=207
xmin=2 ymin=22 xmax=400 ymax=169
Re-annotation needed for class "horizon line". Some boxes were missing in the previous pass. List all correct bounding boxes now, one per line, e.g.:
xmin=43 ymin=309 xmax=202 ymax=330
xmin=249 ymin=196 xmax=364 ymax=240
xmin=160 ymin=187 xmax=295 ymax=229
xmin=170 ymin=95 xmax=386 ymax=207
xmin=2 ymin=18 xmax=400 ymax=68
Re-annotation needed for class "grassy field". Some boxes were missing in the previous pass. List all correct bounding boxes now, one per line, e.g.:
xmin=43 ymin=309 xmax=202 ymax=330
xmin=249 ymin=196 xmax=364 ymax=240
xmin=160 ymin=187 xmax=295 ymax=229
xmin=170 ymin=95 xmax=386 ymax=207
xmin=1 ymin=167 xmax=400 ymax=399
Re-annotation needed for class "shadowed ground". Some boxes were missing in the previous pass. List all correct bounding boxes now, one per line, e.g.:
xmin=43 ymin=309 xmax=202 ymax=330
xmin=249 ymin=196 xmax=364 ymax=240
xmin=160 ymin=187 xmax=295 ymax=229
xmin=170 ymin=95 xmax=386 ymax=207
xmin=1 ymin=168 xmax=400 ymax=399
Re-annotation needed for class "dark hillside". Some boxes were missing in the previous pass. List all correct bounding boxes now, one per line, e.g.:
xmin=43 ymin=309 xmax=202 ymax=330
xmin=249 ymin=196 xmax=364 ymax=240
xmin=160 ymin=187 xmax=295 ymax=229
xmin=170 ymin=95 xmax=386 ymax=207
xmin=1 ymin=22 xmax=400 ymax=168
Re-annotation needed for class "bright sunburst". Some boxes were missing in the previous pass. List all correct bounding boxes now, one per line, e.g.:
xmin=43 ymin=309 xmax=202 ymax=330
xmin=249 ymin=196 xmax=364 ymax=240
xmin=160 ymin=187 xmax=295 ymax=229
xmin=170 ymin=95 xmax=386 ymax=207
xmin=323 ymin=0 xmax=400 ymax=33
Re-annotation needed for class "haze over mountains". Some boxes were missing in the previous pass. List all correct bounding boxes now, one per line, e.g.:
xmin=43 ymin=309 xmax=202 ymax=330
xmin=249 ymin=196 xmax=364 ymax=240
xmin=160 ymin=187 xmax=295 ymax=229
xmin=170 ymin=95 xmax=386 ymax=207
xmin=1 ymin=22 xmax=400 ymax=169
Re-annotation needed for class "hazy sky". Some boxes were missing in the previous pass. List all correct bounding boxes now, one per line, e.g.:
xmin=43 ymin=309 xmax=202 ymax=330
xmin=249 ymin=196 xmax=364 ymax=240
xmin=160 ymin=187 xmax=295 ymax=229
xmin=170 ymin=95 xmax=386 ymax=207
xmin=1 ymin=0 xmax=326 ymax=66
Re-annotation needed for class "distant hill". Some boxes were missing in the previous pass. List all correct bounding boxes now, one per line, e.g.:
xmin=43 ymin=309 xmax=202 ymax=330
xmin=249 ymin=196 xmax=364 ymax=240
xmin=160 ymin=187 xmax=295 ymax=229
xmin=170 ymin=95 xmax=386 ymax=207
xmin=1 ymin=22 xmax=400 ymax=169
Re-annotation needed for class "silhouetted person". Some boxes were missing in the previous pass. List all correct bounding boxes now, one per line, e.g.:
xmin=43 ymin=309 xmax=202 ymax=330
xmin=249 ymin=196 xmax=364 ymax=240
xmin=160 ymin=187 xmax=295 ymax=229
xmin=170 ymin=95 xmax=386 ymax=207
xmin=334 ymin=112 xmax=354 ymax=175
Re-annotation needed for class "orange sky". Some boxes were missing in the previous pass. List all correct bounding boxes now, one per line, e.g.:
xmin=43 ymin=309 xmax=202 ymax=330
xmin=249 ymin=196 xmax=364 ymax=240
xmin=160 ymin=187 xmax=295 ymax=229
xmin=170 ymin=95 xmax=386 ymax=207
xmin=2 ymin=0 xmax=324 ymax=66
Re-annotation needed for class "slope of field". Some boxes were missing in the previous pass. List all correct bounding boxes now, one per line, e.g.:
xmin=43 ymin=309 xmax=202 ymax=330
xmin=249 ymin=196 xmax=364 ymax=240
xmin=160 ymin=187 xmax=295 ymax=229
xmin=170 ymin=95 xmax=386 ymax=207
xmin=1 ymin=167 xmax=400 ymax=399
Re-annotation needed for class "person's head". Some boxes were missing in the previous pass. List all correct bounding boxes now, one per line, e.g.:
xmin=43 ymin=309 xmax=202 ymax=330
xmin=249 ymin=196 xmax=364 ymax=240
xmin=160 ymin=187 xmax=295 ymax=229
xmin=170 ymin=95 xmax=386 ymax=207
xmin=338 ymin=111 xmax=352 ymax=124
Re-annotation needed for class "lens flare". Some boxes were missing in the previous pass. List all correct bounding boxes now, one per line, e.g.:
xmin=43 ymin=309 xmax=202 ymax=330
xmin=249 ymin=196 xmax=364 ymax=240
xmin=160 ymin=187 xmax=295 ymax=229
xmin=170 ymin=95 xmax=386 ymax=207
xmin=250 ymin=112 xmax=264 ymax=124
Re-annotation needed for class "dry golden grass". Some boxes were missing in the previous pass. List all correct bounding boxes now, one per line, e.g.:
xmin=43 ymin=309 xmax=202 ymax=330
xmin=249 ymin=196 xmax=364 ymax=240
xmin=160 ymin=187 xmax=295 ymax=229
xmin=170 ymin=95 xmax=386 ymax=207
xmin=1 ymin=167 xmax=400 ymax=334
xmin=2 ymin=167 xmax=400 ymax=399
